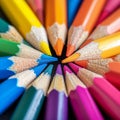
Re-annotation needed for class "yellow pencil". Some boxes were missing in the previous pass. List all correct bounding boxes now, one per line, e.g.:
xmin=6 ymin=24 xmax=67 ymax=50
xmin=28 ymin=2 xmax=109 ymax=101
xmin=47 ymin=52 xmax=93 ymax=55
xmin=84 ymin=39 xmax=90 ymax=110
xmin=62 ymin=32 xmax=120 ymax=63
xmin=45 ymin=0 xmax=67 ymax=56
xmin=0 ymin=0 xmax=51 ymax=55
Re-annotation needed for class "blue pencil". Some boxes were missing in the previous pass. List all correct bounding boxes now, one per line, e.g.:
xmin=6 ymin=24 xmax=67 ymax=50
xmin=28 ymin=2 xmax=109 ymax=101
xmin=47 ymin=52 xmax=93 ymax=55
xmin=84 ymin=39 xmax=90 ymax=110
xmin=0 ymin=64 xmax=47 ymax=114
xmin=0 ymin=56 xmax=45 ymax=80
xmin=67 ymin=0 xmax=83 ymax=27
xmin=11 ymin=64 xmax=54 ymax=120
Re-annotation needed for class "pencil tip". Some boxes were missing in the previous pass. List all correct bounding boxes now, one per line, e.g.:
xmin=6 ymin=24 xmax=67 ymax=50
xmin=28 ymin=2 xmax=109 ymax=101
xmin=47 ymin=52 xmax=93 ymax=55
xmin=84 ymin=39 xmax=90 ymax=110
xmin=66 ymin=44 xmax=75 ymax=57
xmin=56 ymin=64 xmax=62 ymax=75
xmin=62 ymin=53 xmax=80 ymax=63
xmin=63 ymin=65 xmax=72 ymax=74
xmin=75 ymin=60 xmax=88 ymax=68
xmin=40 ymin=54 xmax=58 ymax=63
xmin=54 ymin=38 xmax=64 ymax=56
xmin=68 ymin=63 xmax=80 ymax=73
xmin=40 ymin=41 xmax=52 ymax=56
xmin=44 ymin=64 xmax=54 ymax=75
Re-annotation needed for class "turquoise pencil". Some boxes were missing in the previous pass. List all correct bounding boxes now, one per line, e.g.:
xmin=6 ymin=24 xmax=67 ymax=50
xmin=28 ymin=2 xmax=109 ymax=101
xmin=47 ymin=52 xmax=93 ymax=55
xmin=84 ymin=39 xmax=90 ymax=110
xmin=11 ymin=64 xmax=53 ymax=120
xmin=0 ymin=64 xmax=47 ymax=114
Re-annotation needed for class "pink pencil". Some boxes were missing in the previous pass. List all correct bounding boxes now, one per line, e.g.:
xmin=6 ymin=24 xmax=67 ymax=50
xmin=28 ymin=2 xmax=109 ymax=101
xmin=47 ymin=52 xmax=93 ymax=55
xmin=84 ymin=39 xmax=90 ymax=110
xmin=97 ymin=0 xmax=120 ymax=25
xmin=26 ymin=0 xmax=44 ymax=24
xmin=63 ymin=65 xmax=103 ymax=120
xmin=69 ymin=63 xmax=120 ymax=120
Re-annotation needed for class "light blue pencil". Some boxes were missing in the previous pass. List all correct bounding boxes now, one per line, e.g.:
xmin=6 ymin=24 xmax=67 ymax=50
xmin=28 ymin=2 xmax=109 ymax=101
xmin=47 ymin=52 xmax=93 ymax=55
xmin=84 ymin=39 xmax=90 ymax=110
xmin=68 ymin=0 xmax=83 ymax=27
xmin=0 ymin=64 xmax=47 ymax=115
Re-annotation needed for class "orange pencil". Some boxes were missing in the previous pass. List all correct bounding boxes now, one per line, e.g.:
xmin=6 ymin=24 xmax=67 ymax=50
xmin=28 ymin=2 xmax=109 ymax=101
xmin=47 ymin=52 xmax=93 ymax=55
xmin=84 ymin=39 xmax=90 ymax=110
xmin=80 ymin=8 xmax=120 ymax=48
xmin=66 ymin=0 xmax=106 ymax=56
xmin=75 ymin=59 xmax=120 ymax=90
xmin=75 ymin=54 xmax=120 ymax=67
xmin=45 ymin=0 xmax=67 ymax=56
xmin=62 ymin=32 xmax=120 ymax=63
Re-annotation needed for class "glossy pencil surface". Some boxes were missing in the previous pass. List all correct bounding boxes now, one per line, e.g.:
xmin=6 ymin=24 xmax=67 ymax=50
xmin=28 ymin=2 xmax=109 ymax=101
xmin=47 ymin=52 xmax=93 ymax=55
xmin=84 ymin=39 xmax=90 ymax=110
xmin=11 ymin=65 xmax=53 ymax=120
xmin=66 ymin=0 xmax=106 ymax=56
xmin=62 ymin=32 xmax=120 ymax=63
xmin=97 ymin=0 xmax=120 ymax=24
xmin=80 ymin=8 xmax=120 ymax=48
xmin=45 ymin=0 xmax=67 ymax=56
xmin=45 ymin=64 xmax=68 ymax=120
xmin=63 ymin=65 xmax=103 ymax=120
xmin=67 ymin=0 xmax=83 ymax=27
xmin=0 ymin=0 xmax=51 ymax=55
xmin=69 ymin=63 xmax=120 ymax=120
xmin=0 ymin=64 xmax=47 ymax=114
xmin=26 ymin=0 xmax=44 ymax=24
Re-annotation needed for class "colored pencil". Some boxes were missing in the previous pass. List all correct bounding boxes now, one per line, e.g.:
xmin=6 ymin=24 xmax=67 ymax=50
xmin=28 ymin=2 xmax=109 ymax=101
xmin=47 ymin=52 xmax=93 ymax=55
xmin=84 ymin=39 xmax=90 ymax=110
xmin=96 ymin=0 xmax=120 ymax=25
xmin=0 ymin=56 xmax=43 ymax=80
xmin=11 ymin=64 xmax=53 ymax=120
xmin=0 ymin=18 xmax=23 ymax=43
xmin=45 ymin=0 xmax=67 ymax=56
xmin=114 ymin=54 xmax=120 ymax=62
xmin=75 ymin=53 xmax=120 ymax=66
xmin=69 ymin=63 xmax=120 ymax=120
xmin=0 ymin=0 xmax=51 ymax=55
xmin=80 ymin=8 xmax=120 ymax=48
xmin=62 ymin=32 xmax=120 ymax=63
xmin=0 ymin=38 xmax=58 ymax=63
xmin=67 ymin=0 xmax=83 ymax=27
xmin=66 ymin=0 xmax=106 ymax=56
xmin=75 ymin=59 xmax=120 ymax=90
xmin=63 ymin=65 xmax=103 ymax=120
xmin=45 ymin=64 xmax=68 ymax=120
xmin=0 ymin=64 xmax=47 ymax=114
xmin=26 ymin=0 xmax=44 ymax=24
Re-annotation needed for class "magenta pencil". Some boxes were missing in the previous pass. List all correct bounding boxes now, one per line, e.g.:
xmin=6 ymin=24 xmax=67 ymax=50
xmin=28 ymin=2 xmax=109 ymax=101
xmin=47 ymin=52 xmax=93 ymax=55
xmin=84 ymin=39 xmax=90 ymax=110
xmin=45 ymin=64 xmax=68 ymax=120
xmin=26 ymin=0 xmax=44 ymax=24
xmin=97 ymin=0 xmax=120 ymax=24
xmin=69 ymin=63 xmax=120 ymax=120
xmin=63 ymin=65 xmax=103 ymax=120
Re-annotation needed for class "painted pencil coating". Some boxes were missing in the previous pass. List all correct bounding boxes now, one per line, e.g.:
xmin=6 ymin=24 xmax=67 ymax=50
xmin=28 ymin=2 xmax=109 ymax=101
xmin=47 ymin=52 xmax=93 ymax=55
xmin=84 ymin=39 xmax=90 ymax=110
xmin=0 ymin=56 xmax=39 ymax=80
xmin=67 ymin=0 xmax=83 ymax=27
xmin=62 ymin=32 xmax=120 ymax=63
xmin=66 ymin=0 xmax=106 ymax=56
xmin=75 ymin=59 xmax=120 ymax=90
xmin=63 ymin=65 xmax=103 ymax=120
xmin=45 ymin=64 xmax=68 ymax=120
xmin=26 ymin=0 xmax=44 ymax=24
xmin=97 ymin=0 xmax=120 ymax=24
xmin=45 ymin=0 xmax=67 ymax=56
xmin=69 ymin=63 xmax=120 ymax=119
xmin=0 ymin=38 xmax=58 ymax=63
xmin=11 ymin=65 xmax=53 ymax=120
xmin=45 ymin=90 xmax=68 ymax=120
xmin=0 ymin=0 xmax=51 ymax=55
xmin=0 ymin=18 xmax=23 ymax=43
xmin=80 ymin=8 xmax=120 ymax=48
xmin=0 ymin=64 xmax=47 ymax=114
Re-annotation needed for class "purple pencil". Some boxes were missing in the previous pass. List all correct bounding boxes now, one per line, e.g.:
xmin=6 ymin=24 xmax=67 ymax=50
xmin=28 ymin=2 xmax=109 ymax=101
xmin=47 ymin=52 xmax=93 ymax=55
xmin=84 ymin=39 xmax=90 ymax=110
xmin=63 ymin=65 xmax=103 ymax=120
xmin=45 ymin=64 xmax=68 ymax=120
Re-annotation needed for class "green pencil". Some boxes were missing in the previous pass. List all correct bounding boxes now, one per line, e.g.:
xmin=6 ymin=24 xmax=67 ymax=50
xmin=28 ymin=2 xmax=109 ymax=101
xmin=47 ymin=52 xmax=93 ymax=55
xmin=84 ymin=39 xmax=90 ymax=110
xmin=11 ymin=64 xmax=54 ymax=120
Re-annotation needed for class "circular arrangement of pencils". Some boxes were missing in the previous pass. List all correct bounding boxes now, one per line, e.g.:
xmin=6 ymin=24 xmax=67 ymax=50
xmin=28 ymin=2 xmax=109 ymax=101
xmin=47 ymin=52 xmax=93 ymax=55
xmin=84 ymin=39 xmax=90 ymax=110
xmin=0 ymin=0 xmax=120 ymax=120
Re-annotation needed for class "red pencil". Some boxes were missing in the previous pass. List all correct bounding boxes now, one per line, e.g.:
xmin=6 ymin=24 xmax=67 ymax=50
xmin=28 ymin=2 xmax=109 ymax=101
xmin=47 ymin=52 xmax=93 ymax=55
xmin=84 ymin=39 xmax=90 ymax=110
xmin=69 ymin=63 xmax=120 ymax=120
xmin=96 ymin=0 xmax=120 ymax=25
xmin=26 ymin=0 xmax=44 ymax=24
